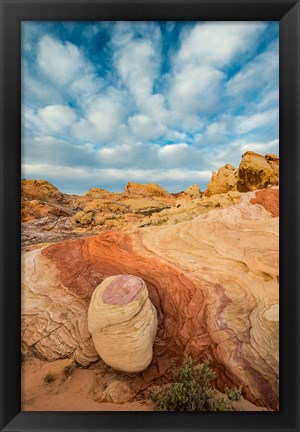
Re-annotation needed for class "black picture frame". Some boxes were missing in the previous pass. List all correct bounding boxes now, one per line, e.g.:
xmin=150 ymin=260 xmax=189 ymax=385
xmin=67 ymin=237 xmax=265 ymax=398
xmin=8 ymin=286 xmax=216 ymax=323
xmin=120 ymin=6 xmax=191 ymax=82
xmin=0 ymin=0 xmax=299 ymax=431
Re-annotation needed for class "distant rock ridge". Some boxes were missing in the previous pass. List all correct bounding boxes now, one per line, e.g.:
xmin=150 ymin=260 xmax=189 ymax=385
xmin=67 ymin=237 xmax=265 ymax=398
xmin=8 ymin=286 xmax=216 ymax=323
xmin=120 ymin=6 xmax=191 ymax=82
xmin=21 ymin=151 xmax=279 ymax=245
xmin=86 ymin=187 xmax=110 ymax=197
xmin=124 ymin=182 xmax=170 ymax=197
xmin=22 ymin=179 xmax=65 ymax=203
xmin=22 ymin=152 xmax=279 ymax=205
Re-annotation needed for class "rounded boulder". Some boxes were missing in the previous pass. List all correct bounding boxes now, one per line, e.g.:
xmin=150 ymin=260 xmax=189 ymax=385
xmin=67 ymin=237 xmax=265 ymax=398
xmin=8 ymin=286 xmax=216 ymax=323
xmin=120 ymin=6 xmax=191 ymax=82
xmin=88 ymin=275 xmax=157 ymax=373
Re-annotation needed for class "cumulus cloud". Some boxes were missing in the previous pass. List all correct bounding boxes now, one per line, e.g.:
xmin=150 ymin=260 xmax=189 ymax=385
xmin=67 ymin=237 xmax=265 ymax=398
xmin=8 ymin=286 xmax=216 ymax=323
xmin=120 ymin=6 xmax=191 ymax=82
xmin=235 ymin=109 xmax=278 ymax=134
xmin=22 ymin=135 xmax=98 ymax=168
xmin=22 ymin=75 xmax=63 ymax=104
xmin=175 ymin=22 xmax=266 ymax=69
xmin=37 ymin=34 xmax=104 ymax=100
xmin=240 ymin=138 xmax=279 ymax=154
xmin=226 ymin=40 xmax=279 ymax=99
xmin=114 ymin=37 xmax=160 ymax=107
xmin=72 ymin=91 xmax=125 ymax=142
xmin=128 ymin=114 xmax=167 ymax=140
xmin=38 ymin=35 xmax=83 ymax=85
xmin=38 ymin=105 xmax=76 ymax=132
xmin=169 ymin=65 xmax=224 ymax=114
xmin=22 ymin=21 xmax=279 ymax=193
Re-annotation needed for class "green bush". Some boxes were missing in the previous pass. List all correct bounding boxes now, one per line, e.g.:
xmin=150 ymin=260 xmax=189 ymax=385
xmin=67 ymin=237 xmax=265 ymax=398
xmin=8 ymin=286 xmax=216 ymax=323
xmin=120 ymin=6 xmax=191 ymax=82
xmin=151 ymin=356 xmax=241 ymax=411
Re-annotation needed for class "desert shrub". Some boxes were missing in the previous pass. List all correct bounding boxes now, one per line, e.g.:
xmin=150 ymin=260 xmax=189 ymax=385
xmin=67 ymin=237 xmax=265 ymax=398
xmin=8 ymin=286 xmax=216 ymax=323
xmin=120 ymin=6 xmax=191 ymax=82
xmin=44 ymin=371 xmax=56 ymax=384
xmin=63 ymin=362 xmax=76 ymax=377
xmin=151 ymin=356 xmax=241 ymax=411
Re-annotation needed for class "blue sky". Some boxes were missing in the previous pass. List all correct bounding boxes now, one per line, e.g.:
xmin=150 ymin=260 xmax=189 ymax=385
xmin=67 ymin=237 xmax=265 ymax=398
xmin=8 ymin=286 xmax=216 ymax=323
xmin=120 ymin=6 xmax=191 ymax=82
xmin=22 ymin=21 xmax=279 ymax=194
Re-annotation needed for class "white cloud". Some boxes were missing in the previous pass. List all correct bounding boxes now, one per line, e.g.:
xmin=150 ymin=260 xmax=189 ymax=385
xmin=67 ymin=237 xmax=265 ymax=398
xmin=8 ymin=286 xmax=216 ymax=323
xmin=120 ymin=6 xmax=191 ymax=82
xmin=158 ymin=143 xmax=188 ymax=156
xmin=114 ymin=38 xmax=160 ymax=107
xmin=226 ymin=40 xmax=279 ymax=98
xmin=37 ymin=35 xmax=83 ymax=85
xmin=165 ymin=130 xmax=188 ymax=142
xmin=175 ymin=22 xmax=266 ymax=69
xmin=240 ymin=138 xmax=279 ymax=154
xmin=204 ymin=117 xmax=233 ymax=144
xmin=22 ymin=162 xmax=212 ymax=191
xmin=169 ymin=65 xmax=224 ymax=114
xmin=22 ymin=22 xmax=279 ymax=194
xmin=70 ymin=72 xmax=104 ymax=99
xmin=23 ymin=76 xmax=63 ymax=104
xmin=235 ymin=109 xmax=278 ymax=134
xmin=168 ymin=22 xmax=266 ymax=119
xmin=23 ymin=107 xmax=44 ymax=132
xmin=38 ymin=105 xmax=76 ymax=132
xmin=142 ymin=94 xmax=168 ymax=121
xmin=158 ymin=143 xmax=191 ymax=165
xmin=256 ymin=89 xmax=279 ymax=111
xmin=128 ymin=114 xmax=167 ymax=140
xmin=97 ymin=141 xmax=146 ymax=166
xmin=72 ymin=92 xmax=125 ymax=142
xmin=22 ymin=135 xmax=112 ymax=171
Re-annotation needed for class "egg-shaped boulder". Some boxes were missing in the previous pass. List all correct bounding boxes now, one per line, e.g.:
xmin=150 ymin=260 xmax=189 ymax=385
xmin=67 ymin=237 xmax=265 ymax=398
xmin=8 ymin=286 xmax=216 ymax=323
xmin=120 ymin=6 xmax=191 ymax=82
xmin=88 ymin=275 xmax=157 ymax=373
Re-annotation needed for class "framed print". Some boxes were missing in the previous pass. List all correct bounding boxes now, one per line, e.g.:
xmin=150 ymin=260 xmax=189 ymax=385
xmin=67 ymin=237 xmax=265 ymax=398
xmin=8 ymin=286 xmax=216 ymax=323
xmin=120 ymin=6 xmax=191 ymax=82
xmin=0 ymin=0 xmax=299 ymax=431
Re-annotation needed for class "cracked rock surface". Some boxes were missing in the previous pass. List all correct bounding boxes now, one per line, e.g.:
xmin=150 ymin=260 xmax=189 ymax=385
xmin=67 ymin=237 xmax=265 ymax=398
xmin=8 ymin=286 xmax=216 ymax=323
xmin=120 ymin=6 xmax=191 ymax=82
xmin=88 ymin=275 xmax=157 ymax=373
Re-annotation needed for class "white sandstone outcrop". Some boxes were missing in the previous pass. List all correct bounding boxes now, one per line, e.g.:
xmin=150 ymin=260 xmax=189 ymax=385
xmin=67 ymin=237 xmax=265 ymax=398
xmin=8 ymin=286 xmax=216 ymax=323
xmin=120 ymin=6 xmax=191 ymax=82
xmin=88 ymin=275 xmax=157 ymax=373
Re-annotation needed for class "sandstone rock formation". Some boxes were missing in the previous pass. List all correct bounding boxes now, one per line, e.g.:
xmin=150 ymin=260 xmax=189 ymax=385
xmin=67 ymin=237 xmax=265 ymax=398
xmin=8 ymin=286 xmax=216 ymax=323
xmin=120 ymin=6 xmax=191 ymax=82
xmin=21 ymin=179 xmax=85 ymax=224
xmin=125 ymin=182 xmax=170 ymax=198
xmin=237 ymin=151 xmax=279 ymax=192
xmin=205 ymin=164 xmax=238 ymax=197
xmin=72 ymin=200 xmax=130 ymax=228
xmin=205 ymin=153 xmax=279 ymax=196
xmin=137 ymin=190 xmax=242 ymax=228
xmin=21 ymin=246 xmax=99 ymax=366
xmin=21 ymin=216 xmax=78 ymax=247
xmin=21 ymin=199 xmax=72 ymax=223
xmin=88 ymin=275 xmax=157 ymax=373
xmin=119 ymin=198 xmax=170 ymax=215
xmin=22 ymin=187 xmax=279 ymax=409
xmin=86 ymin=187 xmax=110 ymax=197
xmin=178 ymin=184 xmax=202 ymax=199
xmin=21 ymin=154 xmax=278 ymax=246
xmin=265 ymin=153 xmax=279 ymax=171
xmin=21 ymin=190 xmax=243 ymax=247
xmin=22 ymin=179 xmax=65 ymax=203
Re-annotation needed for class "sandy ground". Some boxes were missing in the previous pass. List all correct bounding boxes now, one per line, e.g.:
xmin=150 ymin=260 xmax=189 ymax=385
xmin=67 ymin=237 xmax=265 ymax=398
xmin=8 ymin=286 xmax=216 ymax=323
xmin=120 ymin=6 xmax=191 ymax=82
xmin=22 ymin=357 xmax=154 ymax=411
xmin=22 ymin=357 xmax=268 ymax=412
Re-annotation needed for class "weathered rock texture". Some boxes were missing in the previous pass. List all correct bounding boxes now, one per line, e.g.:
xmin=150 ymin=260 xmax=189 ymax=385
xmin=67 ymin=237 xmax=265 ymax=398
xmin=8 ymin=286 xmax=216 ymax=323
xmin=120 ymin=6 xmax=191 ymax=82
xmin=21 ymin=153 xmax=278 ymax=247
xmin=21 ymin=199 xmax=72 ymax=223
xmin=72 ymin=200 xmax=130 ymax=228
xmin=21 ymin=246 xmax=99 ymax=366
xmin=205 ymin=152 xmax=279 ymax=196
xmin=88 ymin=275 xmax=157 ymax=373
xmin=183 ymin=184 xmax=202 ymax=199
xmin=86 ymin=187 xmax=110 ymax=197
xmin=205 ymin=164 xmax=238 ymax=197
xmin=22 ymin=179 xmax=65 ymax=203
xmin=125 ymin=182 xmax=170 ymax=198
xmin=237 ymin=152 xmax=279 ymax=192
xmin=21 ymin=179 xmax=87 ymax=225
xmin=22 ymin=187 xmax=279 ymax=409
